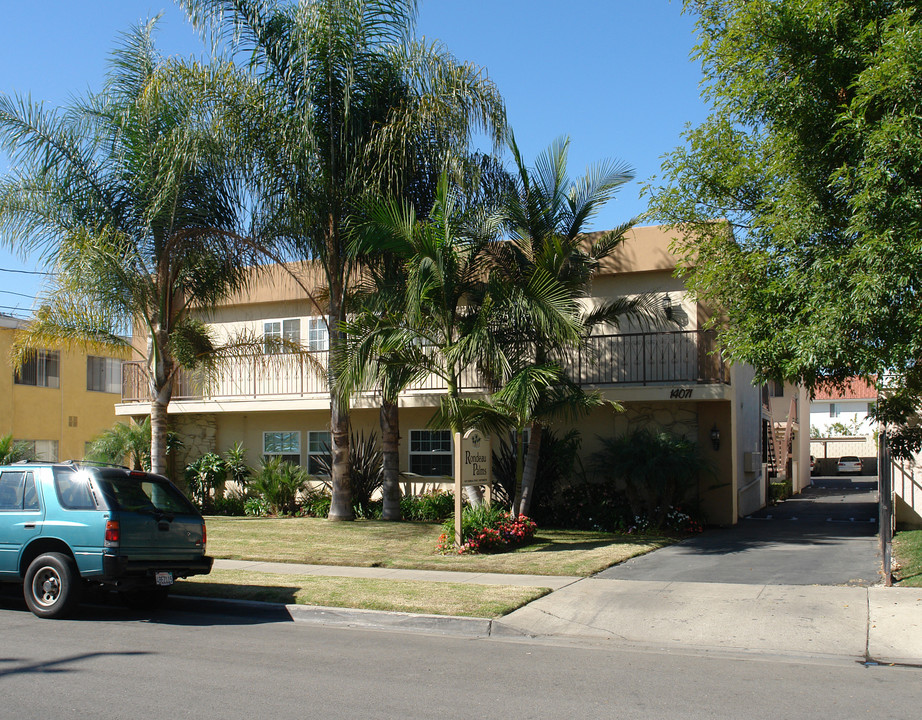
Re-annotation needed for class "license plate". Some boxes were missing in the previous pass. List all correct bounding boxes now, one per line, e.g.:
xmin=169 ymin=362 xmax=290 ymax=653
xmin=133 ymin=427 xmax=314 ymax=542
xmin=155 ymin=572 xmax=174 ymax=587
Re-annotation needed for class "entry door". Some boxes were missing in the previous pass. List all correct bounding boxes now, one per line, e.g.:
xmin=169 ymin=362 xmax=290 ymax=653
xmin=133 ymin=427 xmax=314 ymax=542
xmin=0 ymin=471 xmax=44 ymax=576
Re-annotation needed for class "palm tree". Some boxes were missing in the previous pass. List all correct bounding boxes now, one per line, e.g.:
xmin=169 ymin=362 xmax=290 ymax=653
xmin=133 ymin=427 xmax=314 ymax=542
xmin=179 ymin=0 xmax=506 ymax=519
xmin=489 ymin=134 xmax=658 ymax=517
xmin=0 ymin=22 xmax=255 ymax=476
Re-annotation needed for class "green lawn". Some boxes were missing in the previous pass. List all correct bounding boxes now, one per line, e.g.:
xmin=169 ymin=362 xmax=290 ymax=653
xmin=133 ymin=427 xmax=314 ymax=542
xmin=203 ymin=516 xmax=674 ymax=577
xmin=893 ymin=530 xmax=922 ymax=587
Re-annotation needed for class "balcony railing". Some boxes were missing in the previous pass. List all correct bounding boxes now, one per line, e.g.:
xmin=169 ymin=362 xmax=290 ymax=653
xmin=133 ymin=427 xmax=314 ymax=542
xmin=120 ymin=329 xmax=729 ymax=403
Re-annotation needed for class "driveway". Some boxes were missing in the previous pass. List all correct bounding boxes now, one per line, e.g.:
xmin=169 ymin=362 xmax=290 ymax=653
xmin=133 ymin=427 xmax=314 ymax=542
xmin=596 ymin=477 xmax=882 ymax=586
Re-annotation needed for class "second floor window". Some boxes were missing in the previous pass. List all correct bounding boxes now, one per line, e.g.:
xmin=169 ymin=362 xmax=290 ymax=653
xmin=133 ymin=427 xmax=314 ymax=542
xmin=264 ymin=319 xmax=301 ymax=354
xmin=14 ymin=350 xmax=60 ymax=388
xmin=307 ymin=318 xmax=329 ymax=352
xmin=829 ymin=403 xmax=839 ymax=418
xmin=87 ymin=356 xmax=122 ymax=393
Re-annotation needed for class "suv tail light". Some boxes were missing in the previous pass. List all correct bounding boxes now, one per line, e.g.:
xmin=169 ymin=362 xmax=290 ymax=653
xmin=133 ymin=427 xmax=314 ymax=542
xmin=201 ymin=520 xmax=207 ymax=548
xmin=105 ymin=520 xmax=120 ymax=545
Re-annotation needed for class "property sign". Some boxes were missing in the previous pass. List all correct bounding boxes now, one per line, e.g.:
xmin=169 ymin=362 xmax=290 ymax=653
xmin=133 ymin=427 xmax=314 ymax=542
xmin=453 ymin=429 xmax=492 ymax=546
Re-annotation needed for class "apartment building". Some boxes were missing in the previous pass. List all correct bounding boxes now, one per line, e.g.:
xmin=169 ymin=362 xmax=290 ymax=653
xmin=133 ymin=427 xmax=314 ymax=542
xmin=1 ymin=314 xmax=123 ymax=461
xmin=115 ymin=225 xmax=809 ymax=525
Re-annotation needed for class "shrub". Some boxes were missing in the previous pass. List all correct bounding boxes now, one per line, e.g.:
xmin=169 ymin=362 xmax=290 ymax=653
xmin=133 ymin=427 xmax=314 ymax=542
xmin=401 ymin=489 xmax=455 ymax=522
xmin=589 ymin=429 xmax=708 ymax=531
xmin=249 ymin=457 xmax=308 ymax=515
xmin=491 ymin=429 xmax=582 ymax=517
xmin=438 ymin=505 xmax=537 ymax=554
xmin=212 ymin=494 xmax=247 ymax=516
xmin=315 ymin=430 xmax=383 ymax=515
xmin=224 ymin=442 xmax=252 ymax=491
xmin=298 ymin=487 xmax=332 ymax=518
xmin=543 ymin=480 xmax=633 ymax=532
xmin=244 ymin=496 xmax=271 ymax=517
xmin=0 ymin=433 xmax=34 ymax=464
xmin=185 ymin=453 xmax=228 ymax=512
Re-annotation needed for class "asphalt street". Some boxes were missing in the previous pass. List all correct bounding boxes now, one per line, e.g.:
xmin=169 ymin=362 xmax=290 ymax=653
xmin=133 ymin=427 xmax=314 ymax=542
xmin=0 ymin=599 xmax=920 ymax=720
xmin=597 ymin=477 xmax=881 ymax=585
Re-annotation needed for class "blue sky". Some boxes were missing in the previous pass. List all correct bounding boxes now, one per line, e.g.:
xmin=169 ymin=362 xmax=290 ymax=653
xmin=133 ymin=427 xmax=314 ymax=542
xmin=0 ymin=0 xmax=707 ymax=316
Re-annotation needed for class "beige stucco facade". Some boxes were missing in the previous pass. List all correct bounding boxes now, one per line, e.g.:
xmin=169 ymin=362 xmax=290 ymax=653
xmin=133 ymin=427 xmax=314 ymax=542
xmin=1 ymin=315 xmax=124 ymax=461
xmin=116 ymin=224 xmax=811 ymax=525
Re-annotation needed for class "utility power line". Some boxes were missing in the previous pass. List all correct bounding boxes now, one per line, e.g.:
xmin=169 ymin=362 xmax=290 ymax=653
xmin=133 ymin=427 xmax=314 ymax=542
xmin=0 ymin=289 xmax=35 ymax=299
xmin=0 ymin=267 xmax=54 ymax=276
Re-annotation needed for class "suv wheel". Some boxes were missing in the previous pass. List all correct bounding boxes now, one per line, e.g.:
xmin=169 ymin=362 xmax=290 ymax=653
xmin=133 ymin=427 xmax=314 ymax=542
xmin=24 ymin=552 xmax=81 ymax=619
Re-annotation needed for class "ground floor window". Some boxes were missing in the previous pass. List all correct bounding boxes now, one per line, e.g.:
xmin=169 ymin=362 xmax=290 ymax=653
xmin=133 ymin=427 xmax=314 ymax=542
xmin=409 ymin=429 xmax=453 ymax=476
xmin=263 ymin=431 xmax=301 ymax=465
xmin=307 ymin=431 xmax=332 ymax=475
xmin=16 ymin=440 xmax=58 ymax=462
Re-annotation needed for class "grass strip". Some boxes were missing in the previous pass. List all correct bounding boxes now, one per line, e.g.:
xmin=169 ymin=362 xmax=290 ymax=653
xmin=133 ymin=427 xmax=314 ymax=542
xmin=204 ymin=516 xmax=673 ymax=577
xmin=893 ymin=529 xmax=922 ymax=587
xmin=174 ymin=569 xmax=550 ymax=618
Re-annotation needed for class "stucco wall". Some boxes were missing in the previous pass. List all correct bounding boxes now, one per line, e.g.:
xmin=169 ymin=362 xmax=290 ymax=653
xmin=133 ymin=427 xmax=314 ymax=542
xmin=1 ymin=323 xmax=123 ymax=461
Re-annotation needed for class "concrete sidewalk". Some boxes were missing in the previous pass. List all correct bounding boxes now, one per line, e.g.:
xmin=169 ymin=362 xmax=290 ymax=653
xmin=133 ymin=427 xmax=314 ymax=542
xmin=207 ymin=559 xmax=922 ymax=665
xmin=495 ymin=578 xmax=922 ymax=665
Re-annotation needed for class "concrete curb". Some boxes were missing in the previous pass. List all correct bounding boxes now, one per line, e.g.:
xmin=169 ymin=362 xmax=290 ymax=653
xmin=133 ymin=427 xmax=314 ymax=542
xmin=170 ymin=594 xmax=494 ymax=637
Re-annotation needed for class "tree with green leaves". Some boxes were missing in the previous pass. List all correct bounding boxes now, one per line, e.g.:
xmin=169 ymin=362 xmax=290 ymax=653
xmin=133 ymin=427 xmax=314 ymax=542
xmin=645 ymin=0 xmax=922 ymax=452
xmin=0 ymin=22 xmax=256 ymax=477
xmin=180 ymin=0 xmax=506 ymax=519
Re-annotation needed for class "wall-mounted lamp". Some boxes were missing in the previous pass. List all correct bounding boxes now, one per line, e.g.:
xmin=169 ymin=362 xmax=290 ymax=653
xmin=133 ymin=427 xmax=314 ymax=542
xmin=662 ymin=293 xmax=673 ymax=322
xmin=710 ymin=423 xmax=721 ymax=451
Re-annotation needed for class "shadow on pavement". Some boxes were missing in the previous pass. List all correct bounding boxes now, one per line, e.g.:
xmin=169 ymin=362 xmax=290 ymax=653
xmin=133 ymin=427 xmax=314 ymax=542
xmin=596 ymin=478 xmax=882 ymax=586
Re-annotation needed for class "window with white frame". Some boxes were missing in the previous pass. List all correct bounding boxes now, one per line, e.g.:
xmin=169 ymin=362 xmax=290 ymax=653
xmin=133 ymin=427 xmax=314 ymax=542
xmin=829 ymin=403 xmax=839 ymax=418
xmin=263 ymin=431 xmax=301 ymax=465
xmin=307 ymin=431 xmax=332 ymax=475
xmin=307 ymin=317 xmax=329 ymax=352
xmin=409 ymin=429 xmax=453 ymax=477
xmin=264 ymin=318 xmax=301 ymax=354
xmin=14 ymin=350 xmax=60 ymax=388
xmin=87 ymin=356 xmax=122 ymax=393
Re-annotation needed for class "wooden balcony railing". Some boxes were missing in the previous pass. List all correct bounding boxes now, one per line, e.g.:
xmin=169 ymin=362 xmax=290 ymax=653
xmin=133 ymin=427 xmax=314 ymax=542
xmin=120 ymin=329 xmax=729 ymax=403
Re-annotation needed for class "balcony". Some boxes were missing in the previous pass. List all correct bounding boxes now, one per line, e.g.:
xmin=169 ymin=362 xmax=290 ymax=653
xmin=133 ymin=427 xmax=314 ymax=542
xmin=120 ymin=329 xmax=729 ymax=404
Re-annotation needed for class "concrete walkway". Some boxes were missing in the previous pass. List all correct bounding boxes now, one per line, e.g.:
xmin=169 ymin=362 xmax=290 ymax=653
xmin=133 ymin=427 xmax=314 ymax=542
xmin=213 ymin=558 xmax=581 ymax=590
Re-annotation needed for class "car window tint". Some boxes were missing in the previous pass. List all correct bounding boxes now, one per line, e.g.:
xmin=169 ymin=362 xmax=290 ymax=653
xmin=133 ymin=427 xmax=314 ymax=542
xmin=22 ymin=473 xmax=39 ymax=510
xmin=0 ymin=471 xmax=25 ymax=510
xmin=54 ymin=472 xmax=97 ymax=510
xmin=98 ymin=476 xmax=197 ymax=515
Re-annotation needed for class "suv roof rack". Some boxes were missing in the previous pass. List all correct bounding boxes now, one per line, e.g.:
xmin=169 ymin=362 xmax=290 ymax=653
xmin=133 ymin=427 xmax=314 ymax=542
xmin=62 ymin=460 xmax=131 ymax=470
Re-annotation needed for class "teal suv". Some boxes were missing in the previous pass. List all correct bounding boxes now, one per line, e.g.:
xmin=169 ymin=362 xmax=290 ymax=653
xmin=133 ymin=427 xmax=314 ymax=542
xmin=0 ymin=462 xmax=212 ymax=618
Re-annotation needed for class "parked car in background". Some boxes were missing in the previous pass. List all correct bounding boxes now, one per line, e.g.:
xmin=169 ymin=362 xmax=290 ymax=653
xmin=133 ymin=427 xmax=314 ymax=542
xmin=837 ymin=456 xmax=863 ymax=475
xmin=810 ymin=455 xmax=816 ymax=474
xmin=0 ymin=462 xmax=212 ymax=618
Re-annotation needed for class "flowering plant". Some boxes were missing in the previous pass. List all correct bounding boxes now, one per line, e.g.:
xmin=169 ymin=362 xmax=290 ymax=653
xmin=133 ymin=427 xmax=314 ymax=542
xmin=438 ymin=507 xmax=537 ymax=554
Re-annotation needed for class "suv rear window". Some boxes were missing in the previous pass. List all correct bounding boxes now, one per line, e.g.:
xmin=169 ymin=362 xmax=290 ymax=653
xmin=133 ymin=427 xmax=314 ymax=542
xmin=96 ymin=475 xmax=197 ymax=515
xmin=54 ymin=469 xmax=99 ymax=510
xmin=839 ymin=456 xmax=860 ymax=463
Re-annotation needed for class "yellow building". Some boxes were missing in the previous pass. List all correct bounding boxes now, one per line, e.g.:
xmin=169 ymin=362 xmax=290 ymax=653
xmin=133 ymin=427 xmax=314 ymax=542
xmin=115 ymin=225 xmax=809 ymax=525
xmin=1 ymin=314 xmax=124 ymax=461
